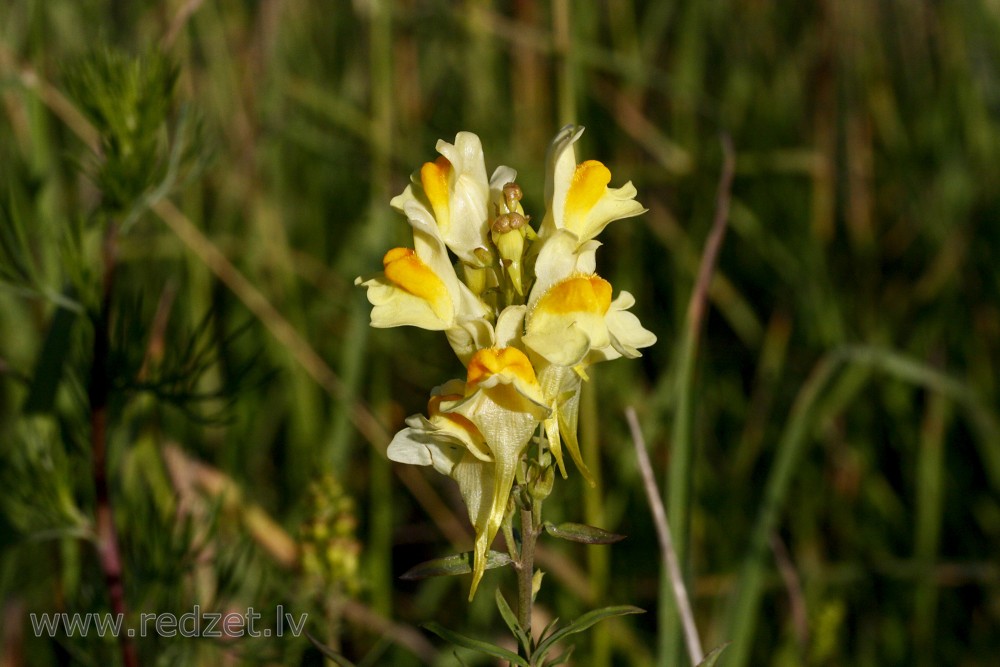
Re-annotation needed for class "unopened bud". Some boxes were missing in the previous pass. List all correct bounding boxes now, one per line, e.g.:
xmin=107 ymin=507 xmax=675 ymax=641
xmin=492 ymin=212 xmax=527 ymax=235
xmin=493 ymin=228 xmax=526 ymax=295
xmin=529 ymin=464 xmax=555 ymax=500
xmin=473 ymin=246 xmax=493 ymax=266
xmin=463 ymin=264 xmax=488 ymax=295
xmin=502 ymin=182 xmax=523 ymax=213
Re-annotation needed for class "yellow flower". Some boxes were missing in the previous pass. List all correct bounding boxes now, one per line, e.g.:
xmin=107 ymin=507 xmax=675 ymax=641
xmin=528 ymin=124 xmax=646 ymax=314
xmin=445 ymin=347 xmax=549 ymax=598
xmin=362 ymin=131 xmax=528 ymax=361
xmin=538 ymin=125 xmax=646 ymax=245
xmin=354 ymin=238 xmax=490 ymax=359
xmin=387 ymin=380 xmax=491 ymax=475
xmin=391 ymin=131 xmax=517 ymax=268
xmin=524 ymin=274 xmax=655 ymax=367
xmin=519 ymin=274 xmax=655 ymax=482
xmin=387 ymin=348 xmax=550 ymax=600
xmin=357 ymin=136 xmax=502 ymax=361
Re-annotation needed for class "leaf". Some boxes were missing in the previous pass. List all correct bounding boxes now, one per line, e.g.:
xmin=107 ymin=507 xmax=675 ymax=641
xmin=400 ymin=550 xmax=512 ymax=580
xmin=22 ymin=294 xmax=79 ymax=414
xmin=534 ymin=605 xmax=644 ymax=661
xmin=538 ymin=615 xmax=561 ymax=641
xmin=305 ymin=630 xmax=358 ymax=666
xmin=543 ymin=521 xmax=626 ymax=545
xmin=696 ymin=642 xmax=731 ymax=667
xmin=422 ymin=622 xmax=529 ymax=667
xmin=544 ymin=644 xmax=575 ymax=666
xmin=495 ymin=589 xmax=531 ymax=653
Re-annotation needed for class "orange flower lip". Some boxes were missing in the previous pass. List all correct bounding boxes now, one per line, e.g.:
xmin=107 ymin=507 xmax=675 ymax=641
xmin=564 ymin=160 xmax=610 ymax=228
xmin=382 ymin=247 xmax=452 ymax=320
xmin=466 ymin=347 xmax=538 ymax=390
xmin=420 ymin=156 xmax=452 ymax=230
xmin=533 ymin=275 xmax=612 ymax=317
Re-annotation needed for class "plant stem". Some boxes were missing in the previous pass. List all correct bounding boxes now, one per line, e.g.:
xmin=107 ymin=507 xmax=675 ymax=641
xmin=517 ymin=503 xmax=538 ymax=653
xmin=627 ymin=408 xmax=703 ymax=665
xmin=89 ymin=226 xmax=138 ymax=667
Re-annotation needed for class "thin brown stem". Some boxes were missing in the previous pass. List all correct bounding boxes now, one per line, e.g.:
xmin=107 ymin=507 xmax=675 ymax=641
xmin=89 ymin=227 xmax=138 ymax=667
xmin=686 ymin=133 xmax=736 ymax=337
xmin=769 ymin=532 xmax=809 ymax=652
xmin=627 ymin=407 xmax=703 ymax=666
xmin=517 ymin=504 xmax=538 ymax=654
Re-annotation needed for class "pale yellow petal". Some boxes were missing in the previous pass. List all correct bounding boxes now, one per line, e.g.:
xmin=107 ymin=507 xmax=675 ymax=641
xmin=435 ymin=132 xmax=493 ymax=265
xmin=450 ymin=453 xmax=496 ymax=599
xmin=536 ymin=364 xmax=593 ymax=485
xmin=445 ymin=317 xmax=495 ymax=366
xmin=522 ymin=325 xmax=590 ymax=367
xmin=427 ymin=390 xmax=492 ymax=463
xmin=494 ymin=306 xmax=526 ymax=348
xmin=387 ymin=425 xmax=464 ymax=476
xmin=589 ymin=290 xmax=657 ymax=363
xmin=356 ymin=275 xmax=450 ymax=330
xmin=542 ymin=124 xmax=585 ymax=240
xmin=528 ymin=230 xmax=599 ymax=309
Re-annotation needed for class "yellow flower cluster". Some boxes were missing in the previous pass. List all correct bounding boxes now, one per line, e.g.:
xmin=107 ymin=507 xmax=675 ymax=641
xmin=356 ymin=126 xmax=655 ymax=598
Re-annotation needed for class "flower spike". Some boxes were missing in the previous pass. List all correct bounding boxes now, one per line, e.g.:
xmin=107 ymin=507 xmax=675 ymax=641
xmin=361 ymin=127 xmax=655 ymax=600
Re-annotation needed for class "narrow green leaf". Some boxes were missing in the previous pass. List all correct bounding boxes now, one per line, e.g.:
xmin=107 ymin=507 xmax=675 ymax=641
xmin=400 ymin=550 xmax=512 ymax=580
xmin=539 ymin=615 xmax=561 ymax=641
xmin=696 ymin=642 xmax=731 ymax=667
xmin=422 ymin=622 xmax=529 ymax=666
xmin=544 ymin=644 xmax=576 ymax=666
xmin=305 ymin=630 xmax=358 ymax=666
xmin=495 ymin=588 xmax=530 ymax=653
xmin=543 ymin=521 xmax=626 ymax=545
xmin=23 ymin=295 xmax=79 ymax=414
xmin=534 ymin=605 xmax=644 ymax=660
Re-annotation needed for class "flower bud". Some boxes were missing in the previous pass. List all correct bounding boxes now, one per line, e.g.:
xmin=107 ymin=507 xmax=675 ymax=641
xmin=529 ymin=464 xmax=555 ymax=500
xmin=493 ymin=227 xmax=526 ymax=295
xmin=502 ymin=182 xmax=523 ymax=214
xmin=463 ymin=264 xmax=488 ymax=296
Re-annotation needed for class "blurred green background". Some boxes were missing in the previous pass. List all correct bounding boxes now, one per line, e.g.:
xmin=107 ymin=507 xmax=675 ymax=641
xmin=2 ymin=1 xmax=999 ymax=665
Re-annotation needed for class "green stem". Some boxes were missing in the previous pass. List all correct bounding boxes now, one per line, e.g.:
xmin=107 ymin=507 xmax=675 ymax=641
xmin=552 ymin=0 xmax=577 ymax=125
xmin=517 ymin=502 xmax=539 ymax=656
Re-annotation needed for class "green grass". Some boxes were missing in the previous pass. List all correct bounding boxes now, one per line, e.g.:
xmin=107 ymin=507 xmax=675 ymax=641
xmin=2 ymin=1 xmax=1000 ymax=665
